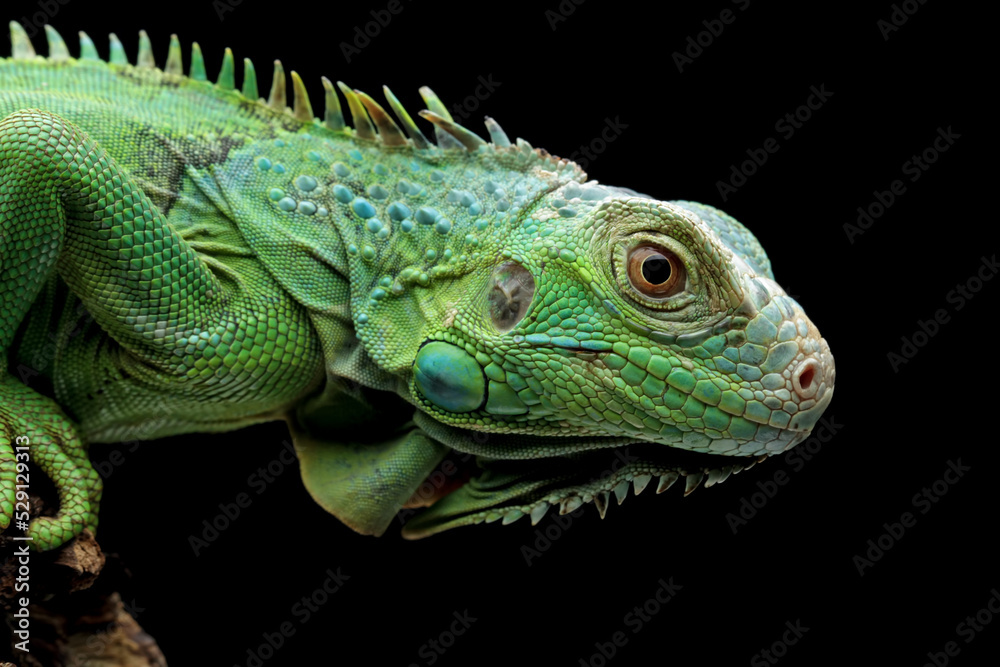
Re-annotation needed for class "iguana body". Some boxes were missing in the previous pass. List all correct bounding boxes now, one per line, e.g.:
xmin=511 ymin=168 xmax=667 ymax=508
xmin=0 ymin=24 xmax=835 ymax=550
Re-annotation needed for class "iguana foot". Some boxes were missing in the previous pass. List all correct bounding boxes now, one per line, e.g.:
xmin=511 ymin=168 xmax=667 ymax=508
xmin=0 ymin=374 xmax=101 ymax=550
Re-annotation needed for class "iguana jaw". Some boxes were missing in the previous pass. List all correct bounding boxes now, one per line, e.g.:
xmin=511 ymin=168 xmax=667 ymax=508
xmin=400 ymin=381 xmax=833 ymax=538
xmin=399 ymin=441 xmax=797 ymax=539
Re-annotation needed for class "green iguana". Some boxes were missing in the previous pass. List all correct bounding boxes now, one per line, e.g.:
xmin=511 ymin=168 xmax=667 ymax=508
xmin=0 ymin=23 xmax=835 ymax=551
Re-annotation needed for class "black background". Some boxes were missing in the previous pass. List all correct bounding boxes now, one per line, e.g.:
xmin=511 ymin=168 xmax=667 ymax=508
xmin=2 ymin=1 xmax=994 ymax=665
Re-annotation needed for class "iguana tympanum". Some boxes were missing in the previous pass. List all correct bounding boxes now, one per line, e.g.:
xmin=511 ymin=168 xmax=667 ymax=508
xmin=0 ymin=23 xmax=835 ymax=551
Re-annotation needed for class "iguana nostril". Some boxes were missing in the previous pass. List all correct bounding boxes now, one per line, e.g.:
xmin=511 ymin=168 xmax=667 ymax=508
xmin=792 ymin=359 xmax=820 ymax=398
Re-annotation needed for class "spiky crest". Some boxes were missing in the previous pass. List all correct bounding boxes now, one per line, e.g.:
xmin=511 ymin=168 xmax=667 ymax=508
xmin=3 ymin=22 xmax=583 ymax=179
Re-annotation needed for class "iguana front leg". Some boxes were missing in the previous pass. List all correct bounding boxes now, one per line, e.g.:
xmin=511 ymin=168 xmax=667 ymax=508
xmin=0 ymin=370 xmax=100 ymax=548
xmin=0 ymin=111 xmax=106 ymax=547
xmin=0 ymin=109 xmax=319 ymax=548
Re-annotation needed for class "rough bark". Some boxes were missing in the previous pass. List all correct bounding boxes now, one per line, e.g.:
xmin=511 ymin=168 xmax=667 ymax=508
xmin=1 ymin=505 xmax=166 ymax=665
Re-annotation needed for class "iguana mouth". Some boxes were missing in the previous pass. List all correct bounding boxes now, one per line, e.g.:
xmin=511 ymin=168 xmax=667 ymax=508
xmin=402 ymin=455 xmax=476 ymax=509
xmin=399 ymin=442 xmax=780 ymax=538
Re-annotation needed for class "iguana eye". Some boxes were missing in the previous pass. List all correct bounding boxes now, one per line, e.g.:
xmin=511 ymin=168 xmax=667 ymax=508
xmin=627 ymin=245 xmax=685 ymax=299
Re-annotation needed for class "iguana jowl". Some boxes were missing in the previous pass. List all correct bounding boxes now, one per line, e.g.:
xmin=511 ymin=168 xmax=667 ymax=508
xmin=0 ymin=23 xmax=835 ymax=550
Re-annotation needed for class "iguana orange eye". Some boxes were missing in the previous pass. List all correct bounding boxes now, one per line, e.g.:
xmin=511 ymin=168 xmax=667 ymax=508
xmin=627 ymin=245 xmax=685 ymax=298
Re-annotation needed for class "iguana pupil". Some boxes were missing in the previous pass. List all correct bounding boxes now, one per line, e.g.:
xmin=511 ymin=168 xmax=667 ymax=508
xmin=642 ymin=255 xmax=671 ymax=284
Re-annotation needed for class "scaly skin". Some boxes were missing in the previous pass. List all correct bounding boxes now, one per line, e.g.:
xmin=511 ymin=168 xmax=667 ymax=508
xmin=0 ymin=24 xmax=834 ymax=550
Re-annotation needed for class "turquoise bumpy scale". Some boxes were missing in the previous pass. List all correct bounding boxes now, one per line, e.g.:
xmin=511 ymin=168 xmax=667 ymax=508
xmin=0 ymin=23 xmax=834 ymax=550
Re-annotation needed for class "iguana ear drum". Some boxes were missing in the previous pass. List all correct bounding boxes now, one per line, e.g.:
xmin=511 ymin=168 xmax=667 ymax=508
xmin=487 ymin=262 xmax=535 ymax=333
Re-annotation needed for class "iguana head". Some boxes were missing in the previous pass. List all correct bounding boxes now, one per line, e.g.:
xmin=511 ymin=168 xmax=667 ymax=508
xmin=226 ymin=74 xmax=835 ymax=537
xmin=398 ymin=186 xmax=834 ymax=537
